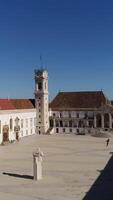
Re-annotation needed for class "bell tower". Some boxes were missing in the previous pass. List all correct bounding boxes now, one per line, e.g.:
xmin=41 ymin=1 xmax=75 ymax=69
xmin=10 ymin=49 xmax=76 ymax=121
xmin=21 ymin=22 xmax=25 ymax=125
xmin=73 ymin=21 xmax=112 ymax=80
xmin=35 ymin=69 xmax=49 ymax=134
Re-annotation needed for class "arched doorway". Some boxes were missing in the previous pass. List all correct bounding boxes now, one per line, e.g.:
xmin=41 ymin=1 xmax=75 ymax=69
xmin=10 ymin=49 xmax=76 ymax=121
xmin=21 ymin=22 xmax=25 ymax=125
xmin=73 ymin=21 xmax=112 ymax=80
xmin=3 ymin=125 xmax=9 ymax=142
xmin=96 ymin=114 xmax=101 ymax=128
xmin=50 ymin=119 xmax=54 ymax=127
xmin=104 ymin=113 xmax=109 ymax=128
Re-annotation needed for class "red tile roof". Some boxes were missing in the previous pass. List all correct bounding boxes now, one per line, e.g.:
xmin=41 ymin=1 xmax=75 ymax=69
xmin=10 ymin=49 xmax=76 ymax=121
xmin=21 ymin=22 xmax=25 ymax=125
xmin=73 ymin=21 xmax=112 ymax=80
xmin=50 ymin=91 xmax=109 ymax=110
xmin=11 ymin=99 xmax=34 ymax=109
xmin=0 ymin=99 xmax=15 ymax=110
xmin=0 ymin=99 xmax=35 ymax=110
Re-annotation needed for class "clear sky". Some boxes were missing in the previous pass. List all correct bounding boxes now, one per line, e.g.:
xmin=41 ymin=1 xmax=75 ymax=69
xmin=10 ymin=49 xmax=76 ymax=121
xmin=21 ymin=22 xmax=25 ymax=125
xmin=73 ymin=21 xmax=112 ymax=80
xmin=0 ymin=0 xmax=113 ymax=100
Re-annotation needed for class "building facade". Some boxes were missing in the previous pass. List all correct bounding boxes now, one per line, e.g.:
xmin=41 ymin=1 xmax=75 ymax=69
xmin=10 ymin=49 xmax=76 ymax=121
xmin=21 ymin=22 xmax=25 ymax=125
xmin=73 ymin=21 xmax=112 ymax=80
xmin=49 ymin=91 xmax=113 ymax=134
xmin=0 ymin=99 xmax=36 ymax=144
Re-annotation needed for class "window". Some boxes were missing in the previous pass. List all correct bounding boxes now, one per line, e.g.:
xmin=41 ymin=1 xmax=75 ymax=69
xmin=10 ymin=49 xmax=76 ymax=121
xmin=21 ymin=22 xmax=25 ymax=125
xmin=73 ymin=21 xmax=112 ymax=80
xmin=56 ymin=120 xmax=59 ymax=127
xmin=84 ymin=113 xmax=88 ymax=119
xmin=26 ymin=130 xmax=28 ymax=135
xmin=77 ymin=128 xmax=79 ymax=133
xmin=56 ymin=128 xmax=59 ymax=133
xmin=60 ymin=120 xmax=63 ymax=127
xmin=76 ymin=113 xmax=79 ymax=118
xmin=34 ymin=118 xmax=36 ymax=126
xmin=69 ymin=112 xmax=71 ymax=118
xmin=10 ymin=118 xmax=13 ymax=131
xmin=21 ymin=130 xmax=23 ymax=137
xmin=70 ymin=128 xmax=72 ymax=133
xmin=26 ymin=119 xmax=28 ymax=128
xmin=45 ymin=82 xmax=46 ymax=89
xmin=21 ymin=119 xmax=23 ymax=128
xmin=38 ymin=82 xmax=42 ymax=90
xmin=30 ymin=118 xmax=33 ymax=127
xmin=64 ymin=122 xmax=68 ymax=127
xmin=69 ymin=120 xmax=72 ymax=127
xmin=78 ymin=120 xmax=83 ymax=127
xmin=63 ymin=128 xmax=65 ymax=133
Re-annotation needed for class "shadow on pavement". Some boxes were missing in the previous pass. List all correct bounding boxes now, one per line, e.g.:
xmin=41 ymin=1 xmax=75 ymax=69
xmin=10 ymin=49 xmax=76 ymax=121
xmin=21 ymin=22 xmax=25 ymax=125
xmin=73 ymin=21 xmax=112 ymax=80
xmin=3 ymin=172 xmax=33 ymax=180
xmin=82 ymin=153 xmax=113 ymax=200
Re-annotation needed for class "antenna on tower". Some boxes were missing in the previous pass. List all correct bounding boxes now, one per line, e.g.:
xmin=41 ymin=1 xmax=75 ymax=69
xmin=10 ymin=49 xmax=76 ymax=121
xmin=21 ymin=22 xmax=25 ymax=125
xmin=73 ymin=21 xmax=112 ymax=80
xmin=40 ymin=53 xmax=43 ymax=69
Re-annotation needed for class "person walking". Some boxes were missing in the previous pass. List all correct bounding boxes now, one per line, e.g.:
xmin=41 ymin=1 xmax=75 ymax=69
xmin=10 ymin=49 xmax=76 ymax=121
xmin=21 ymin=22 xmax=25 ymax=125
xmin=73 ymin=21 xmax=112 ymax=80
xmin=106 ymin=138 xmax=110 ymax=147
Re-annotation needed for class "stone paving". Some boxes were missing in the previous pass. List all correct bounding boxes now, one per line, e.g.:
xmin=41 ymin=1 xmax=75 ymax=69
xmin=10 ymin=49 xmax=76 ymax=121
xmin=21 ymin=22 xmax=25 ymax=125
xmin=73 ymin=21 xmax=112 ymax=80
xmin=0 ymin=134 xmax=112 ymax=200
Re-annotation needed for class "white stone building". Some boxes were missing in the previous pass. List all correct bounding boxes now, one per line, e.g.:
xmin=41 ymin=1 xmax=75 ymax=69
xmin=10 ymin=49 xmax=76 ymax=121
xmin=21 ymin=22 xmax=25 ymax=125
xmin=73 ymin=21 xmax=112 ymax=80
xmin=49 ymin=91 xmax=113 ymax=134
xmin=0 ymin=99 xmax=36 ymax=144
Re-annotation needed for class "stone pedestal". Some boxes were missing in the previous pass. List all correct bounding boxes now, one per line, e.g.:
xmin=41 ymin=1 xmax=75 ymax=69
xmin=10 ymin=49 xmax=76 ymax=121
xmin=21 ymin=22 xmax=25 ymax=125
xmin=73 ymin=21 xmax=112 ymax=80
xmin=33 ymin=148 xmax=43 ymax=180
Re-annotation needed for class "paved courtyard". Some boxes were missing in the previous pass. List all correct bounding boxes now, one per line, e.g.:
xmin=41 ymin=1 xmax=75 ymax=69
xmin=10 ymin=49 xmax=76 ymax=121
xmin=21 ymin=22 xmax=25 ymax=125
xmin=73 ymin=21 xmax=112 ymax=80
xmin=0 ymin=134 xmax=112 ymax=200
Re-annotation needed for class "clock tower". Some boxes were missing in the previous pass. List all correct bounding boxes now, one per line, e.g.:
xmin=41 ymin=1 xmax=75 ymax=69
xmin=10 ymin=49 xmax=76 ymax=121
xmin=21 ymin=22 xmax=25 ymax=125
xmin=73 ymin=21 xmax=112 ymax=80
xmin=35 ymin=69 xmax=49 ymax=134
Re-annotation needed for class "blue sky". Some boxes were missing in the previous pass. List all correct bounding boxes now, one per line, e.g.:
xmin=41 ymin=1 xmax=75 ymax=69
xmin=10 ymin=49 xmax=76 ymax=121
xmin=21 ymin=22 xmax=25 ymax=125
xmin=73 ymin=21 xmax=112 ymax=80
xmin=0 ymin=0 xmax=113 ymax=100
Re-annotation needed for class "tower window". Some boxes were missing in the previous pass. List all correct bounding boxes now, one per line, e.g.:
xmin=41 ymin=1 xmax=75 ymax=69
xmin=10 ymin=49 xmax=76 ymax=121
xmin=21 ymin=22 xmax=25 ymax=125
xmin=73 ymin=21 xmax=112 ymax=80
xmin=38 ymin=82 xmax=42 ymax=90
xmin=45 ymin=82 xmax=46 ymax=89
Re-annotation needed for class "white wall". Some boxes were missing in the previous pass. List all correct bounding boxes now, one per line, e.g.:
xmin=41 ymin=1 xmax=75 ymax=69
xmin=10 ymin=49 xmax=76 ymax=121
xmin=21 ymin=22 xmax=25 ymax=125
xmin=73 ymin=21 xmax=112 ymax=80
xmin=0 ymin=109 xmax=36 ymax=144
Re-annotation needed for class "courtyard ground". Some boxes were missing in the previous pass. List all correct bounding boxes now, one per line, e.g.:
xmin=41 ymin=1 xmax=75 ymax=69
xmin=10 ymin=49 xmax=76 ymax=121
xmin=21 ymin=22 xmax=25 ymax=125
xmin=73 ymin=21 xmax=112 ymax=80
xmin=0 ymin=134 xmax=113 ymax=200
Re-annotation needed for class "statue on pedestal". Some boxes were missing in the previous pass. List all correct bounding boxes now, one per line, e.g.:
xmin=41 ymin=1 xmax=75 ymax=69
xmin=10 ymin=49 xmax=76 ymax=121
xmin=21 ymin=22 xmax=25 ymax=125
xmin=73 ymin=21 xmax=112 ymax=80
xmin=33 ymin=147 xmax=44 ymax=180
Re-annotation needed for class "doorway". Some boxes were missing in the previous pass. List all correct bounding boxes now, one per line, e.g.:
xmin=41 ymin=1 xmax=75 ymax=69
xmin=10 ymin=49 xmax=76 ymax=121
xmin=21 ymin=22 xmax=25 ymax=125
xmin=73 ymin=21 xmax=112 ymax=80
xmin=3 ymin=125 xmax=9 ymax=142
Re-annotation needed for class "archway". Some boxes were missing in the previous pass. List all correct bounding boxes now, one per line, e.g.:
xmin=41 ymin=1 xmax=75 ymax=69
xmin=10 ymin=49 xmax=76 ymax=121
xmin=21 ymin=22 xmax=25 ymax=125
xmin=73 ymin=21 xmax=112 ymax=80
xmin=104 ymin=113 xmax=109 ymax=128
xmin=96 ymin=114 xmax=101 ymax=128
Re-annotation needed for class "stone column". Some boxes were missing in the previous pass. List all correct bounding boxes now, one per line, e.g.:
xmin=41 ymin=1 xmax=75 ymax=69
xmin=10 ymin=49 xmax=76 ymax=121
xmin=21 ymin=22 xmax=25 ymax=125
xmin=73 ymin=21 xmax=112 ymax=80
xmin=33 ymin=148 xmax=44 ymax=180
xmin=101 ymin=114 xmax=104 ymax=129
xmin=94 ymin=114 xmax=97 ymax=128
xmin=53 ymin=118 xmax=55 ymax=127
xmin=86 ymin=120 xmax=89 ymax=127
xmin=109 ymin=113 xmax=112 ymax=129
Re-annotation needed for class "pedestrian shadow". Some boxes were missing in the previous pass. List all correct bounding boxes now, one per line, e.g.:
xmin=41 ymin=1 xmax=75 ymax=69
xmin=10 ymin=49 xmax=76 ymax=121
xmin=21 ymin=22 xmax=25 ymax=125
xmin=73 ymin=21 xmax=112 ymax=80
xmin=3 ymin=172 xmax=33 ymax=180
xmin=82 ymin=154 xmax=113 ymax=200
